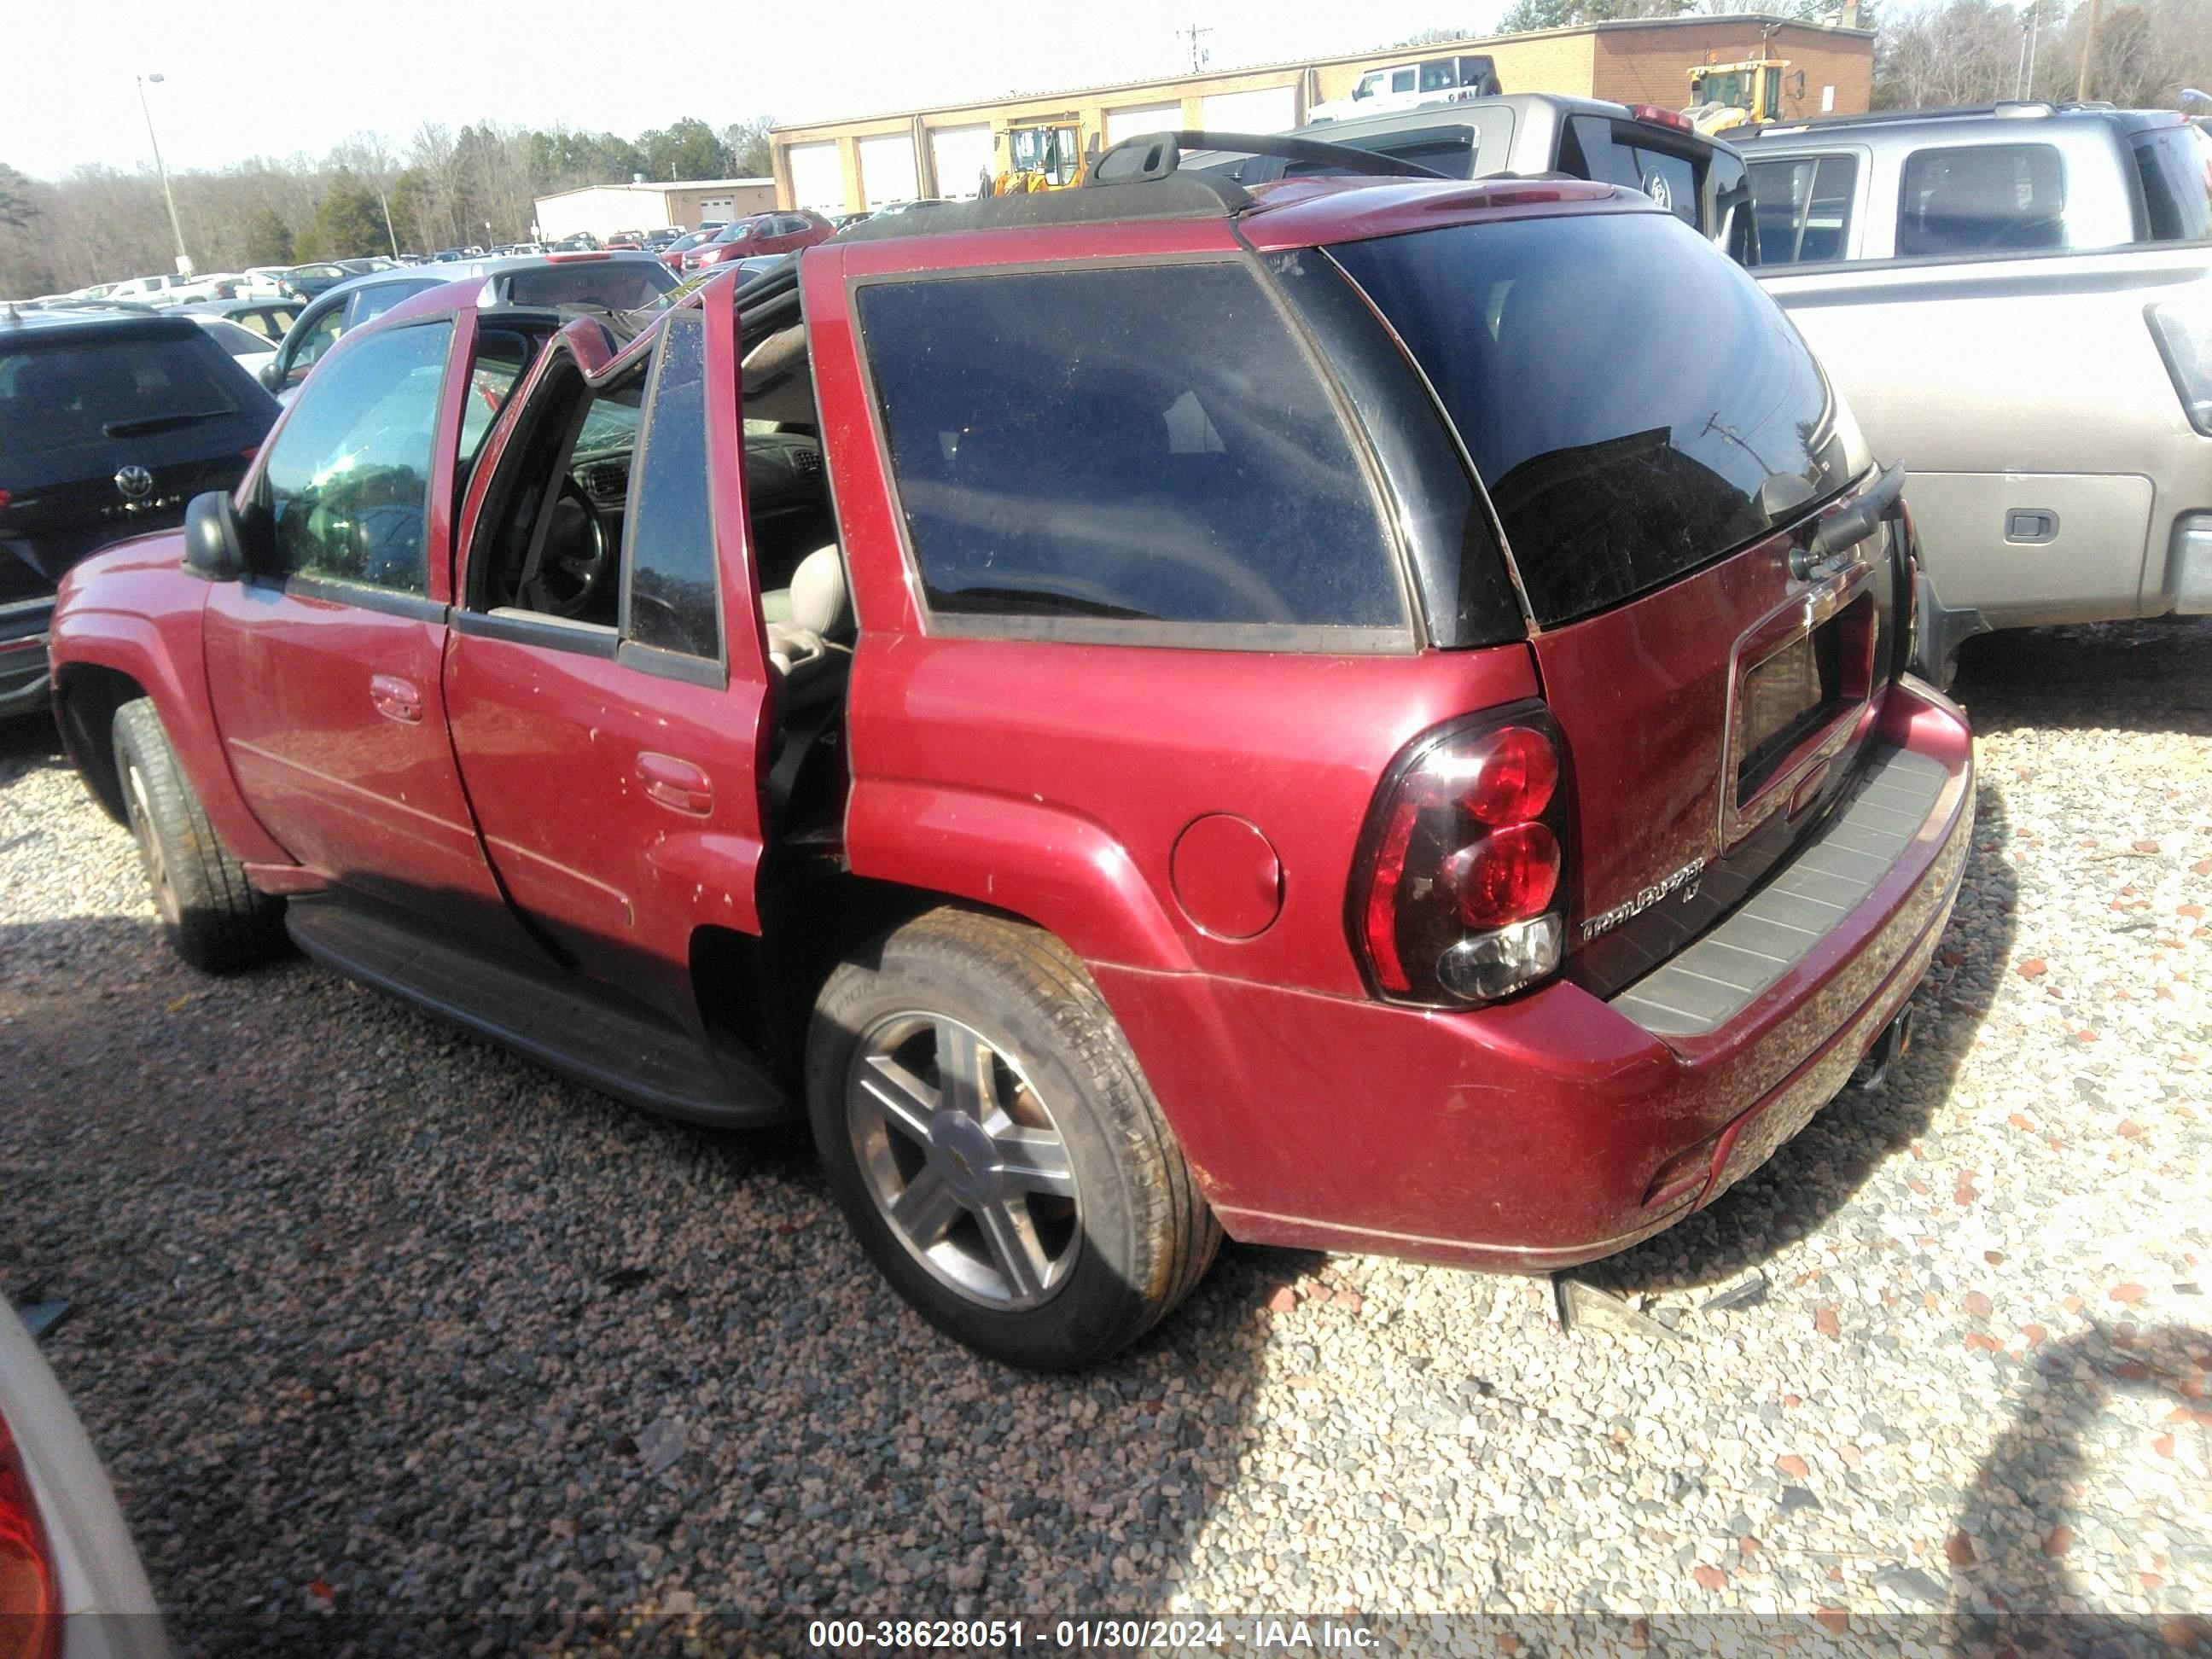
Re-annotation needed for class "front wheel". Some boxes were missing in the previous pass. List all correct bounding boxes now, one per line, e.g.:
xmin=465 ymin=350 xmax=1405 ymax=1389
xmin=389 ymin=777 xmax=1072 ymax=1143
xmin=806 ymin=909 xmax=1219 ymax=1370
xmin=112 ymin=699 xmax=287 ymax=972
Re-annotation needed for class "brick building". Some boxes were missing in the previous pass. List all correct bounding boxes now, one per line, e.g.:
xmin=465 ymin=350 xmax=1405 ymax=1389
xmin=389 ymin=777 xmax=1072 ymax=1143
xmin=768 ymin=15 xmax=1874 ymax=214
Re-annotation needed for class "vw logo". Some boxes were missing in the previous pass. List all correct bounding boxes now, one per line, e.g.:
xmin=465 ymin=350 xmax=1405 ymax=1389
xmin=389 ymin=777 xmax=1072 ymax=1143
xmin=114 ymin=465 xmax=154 ymax=501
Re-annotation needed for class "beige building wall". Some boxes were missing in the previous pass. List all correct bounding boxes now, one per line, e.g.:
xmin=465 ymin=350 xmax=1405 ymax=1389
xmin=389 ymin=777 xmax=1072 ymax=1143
xmin=769 ymin=20 xmax=1871 ymax=212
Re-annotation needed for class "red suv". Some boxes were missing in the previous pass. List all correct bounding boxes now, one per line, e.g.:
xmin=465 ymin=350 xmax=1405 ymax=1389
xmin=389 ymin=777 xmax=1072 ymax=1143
xmin=46 ymin=137 xmax=1972 ymax=1370
xmin=681 ymin=211 xmax=835 ymax=271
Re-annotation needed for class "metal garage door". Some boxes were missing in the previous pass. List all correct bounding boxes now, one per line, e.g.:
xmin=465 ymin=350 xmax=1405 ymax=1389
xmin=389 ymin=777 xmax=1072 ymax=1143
xmin=859 ymin=133 xmax=920 ymax=208
xmin=787 ymin=143 xmax=844 ymax=213
xmin=1201 ymin=86 xmax=1298 ymax=133
xmin=929 ymin=124 xmax=995 ymax=200
xmin=1106 ymin=103 xmax=1183 ymax=145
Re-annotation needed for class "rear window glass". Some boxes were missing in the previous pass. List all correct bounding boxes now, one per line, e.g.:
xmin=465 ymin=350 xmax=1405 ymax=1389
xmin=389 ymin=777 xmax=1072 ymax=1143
xmin=1896 ymin=143 xmax=2066 ymax=258
xmin=0 ymin=335 xmax=239 ymax=458
xmin=2132 ymin=125 xmax=2212 ymax=242
xmin=503 ymin=264 xmax=673 ymax=311
xmin=1562 ymin=117 xmax=1706 ymax=228
xmin=857 ymin=261 xmax=1408 ymax=643
xmin=1331 ymin=211 xmax=1859 ymax=627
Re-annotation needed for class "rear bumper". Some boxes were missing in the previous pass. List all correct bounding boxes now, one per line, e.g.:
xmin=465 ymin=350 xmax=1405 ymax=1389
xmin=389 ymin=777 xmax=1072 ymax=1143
xmin=1097 ymin=678 xmax=1974 ymax=1271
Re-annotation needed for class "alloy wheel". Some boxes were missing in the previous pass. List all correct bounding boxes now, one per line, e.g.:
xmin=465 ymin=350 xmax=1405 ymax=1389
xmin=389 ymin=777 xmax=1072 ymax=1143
xmin=122 ymin=759 xmax=179 ymax=927
xmin=846 ymin=1011 xmax=1080 ymax=1311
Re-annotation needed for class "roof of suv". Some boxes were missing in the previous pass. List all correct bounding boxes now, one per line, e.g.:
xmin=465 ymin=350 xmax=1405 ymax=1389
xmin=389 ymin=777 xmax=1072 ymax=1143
xmin=0 ymin=305 xmax=207 ymax=344
xmin=830 ymin=167 xmax=1647 ymax=247
xmin=1739 ymin=101 xmax=2193 ymax=145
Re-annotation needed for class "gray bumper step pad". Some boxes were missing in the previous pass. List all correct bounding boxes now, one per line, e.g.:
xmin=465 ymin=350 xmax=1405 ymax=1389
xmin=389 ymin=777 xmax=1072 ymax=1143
xmin=1610 ymin=746 xmax=1951 ymax=1038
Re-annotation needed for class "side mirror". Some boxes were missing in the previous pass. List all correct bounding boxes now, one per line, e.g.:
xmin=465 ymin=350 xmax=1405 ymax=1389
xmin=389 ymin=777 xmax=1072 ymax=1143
xmin=258 ymin=357 xmax=282 ymax=392
xmin=183 ymin=491 xmax=246 ymax=582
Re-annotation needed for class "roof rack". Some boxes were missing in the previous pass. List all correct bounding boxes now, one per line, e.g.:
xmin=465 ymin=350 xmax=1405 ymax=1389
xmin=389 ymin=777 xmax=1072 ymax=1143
xmin=828 ymin=129 xmax=1447 ymax=244
xmin=1740 ymin=98 xmax=2152 ymax=137
xmin=1087 ymin=130 xmax=1448 ymax=185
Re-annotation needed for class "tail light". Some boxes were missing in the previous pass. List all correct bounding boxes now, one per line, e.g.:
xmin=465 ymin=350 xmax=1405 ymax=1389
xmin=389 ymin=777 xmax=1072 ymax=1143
xmin=1626 ymin=102 xmax=1695 ymax=132
xmin=0 ymin=1409 xmax=61 ymax=1659
xmin=1349 ymin=708 xmax=1572 ymax=1006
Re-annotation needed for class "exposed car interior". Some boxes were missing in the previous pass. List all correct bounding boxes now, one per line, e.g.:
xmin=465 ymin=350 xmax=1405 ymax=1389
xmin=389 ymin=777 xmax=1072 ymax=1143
xmin=465 ymin=288 xmax=852 ymax=763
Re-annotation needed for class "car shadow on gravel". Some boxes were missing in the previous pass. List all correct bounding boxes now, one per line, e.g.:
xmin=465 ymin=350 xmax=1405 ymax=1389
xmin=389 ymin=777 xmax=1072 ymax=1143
xmin=0 ymin=897 xmax=1296 ymax=1655
xmin=1946 ymin=1321 xmax=2210 ymax=1649
xmin=1951 ymin=618 xmax=2212 ymax=741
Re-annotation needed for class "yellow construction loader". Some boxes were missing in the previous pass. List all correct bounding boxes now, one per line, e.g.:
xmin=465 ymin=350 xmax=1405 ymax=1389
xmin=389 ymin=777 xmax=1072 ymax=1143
xmin=989 ymin=117 xmax=1092 ymax=195
xmin=1682 ymin=58 xmax=1791 ymax=135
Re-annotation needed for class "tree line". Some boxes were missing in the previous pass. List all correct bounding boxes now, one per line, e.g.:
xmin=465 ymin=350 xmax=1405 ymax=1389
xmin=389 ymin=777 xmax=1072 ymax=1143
xmin=1 ymin=115 xmax=774 ymax=298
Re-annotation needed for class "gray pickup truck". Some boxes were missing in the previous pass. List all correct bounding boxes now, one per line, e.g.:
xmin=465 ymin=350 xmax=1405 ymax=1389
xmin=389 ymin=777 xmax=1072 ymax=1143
xmin=1739 ymin=103 xmax=2212 ymax=677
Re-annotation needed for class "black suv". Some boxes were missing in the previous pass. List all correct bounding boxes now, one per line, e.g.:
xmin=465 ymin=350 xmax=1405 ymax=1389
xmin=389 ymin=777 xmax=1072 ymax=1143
xmin=0 ymin=308 xmax=277 ymax=717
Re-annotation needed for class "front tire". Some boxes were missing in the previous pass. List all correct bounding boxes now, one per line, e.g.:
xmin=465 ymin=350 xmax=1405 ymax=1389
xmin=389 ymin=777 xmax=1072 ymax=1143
xmin=806 ymin=909 xmax=1219 ymax=1370
xmin=112 ymin=698 xmax=287 ymax=972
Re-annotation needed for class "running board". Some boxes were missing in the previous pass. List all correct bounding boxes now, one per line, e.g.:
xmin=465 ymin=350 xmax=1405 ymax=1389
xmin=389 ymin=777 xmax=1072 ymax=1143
xmin=285 ymin=895 xmax=790 ymax=1130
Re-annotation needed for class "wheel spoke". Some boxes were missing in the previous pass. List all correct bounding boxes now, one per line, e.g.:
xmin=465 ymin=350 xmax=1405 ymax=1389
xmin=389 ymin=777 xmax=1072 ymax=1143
xmin=992 ymin=1126 xmax=1075 ymax=1197
xmin=934 ymin=1017 xmax=998 ymax=1121
xmin=889 ymin=1168 xmax=963 ymax=1247
xmin=858 ymin=1054 xmax=939 ymax=1143
xmin=977 ymin=1197 xmax=1051 ymax=1301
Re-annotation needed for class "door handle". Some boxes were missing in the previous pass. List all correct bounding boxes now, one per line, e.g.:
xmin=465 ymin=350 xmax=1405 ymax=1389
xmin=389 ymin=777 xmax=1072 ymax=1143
xmin=370 ymin=673 xmax=423 ymax=725
xmin=636 ymin=752 xmax=713 ymax=816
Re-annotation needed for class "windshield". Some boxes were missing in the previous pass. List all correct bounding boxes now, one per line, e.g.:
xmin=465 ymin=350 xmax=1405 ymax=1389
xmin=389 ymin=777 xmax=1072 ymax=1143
xmin=1330 ymin=210 xmax=1862 ymax=626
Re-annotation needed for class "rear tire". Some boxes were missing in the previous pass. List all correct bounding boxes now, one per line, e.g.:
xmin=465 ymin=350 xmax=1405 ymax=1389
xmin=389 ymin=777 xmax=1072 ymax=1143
xmin=806 ymin=908 xmax=1219 ymax=1370
xmin=112 ymin=698 xmax=287 ymax=972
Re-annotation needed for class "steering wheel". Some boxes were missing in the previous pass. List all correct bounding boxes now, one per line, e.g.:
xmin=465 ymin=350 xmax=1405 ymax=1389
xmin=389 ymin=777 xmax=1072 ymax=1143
xmin=519 ymin=480 xmax=610 ymax=618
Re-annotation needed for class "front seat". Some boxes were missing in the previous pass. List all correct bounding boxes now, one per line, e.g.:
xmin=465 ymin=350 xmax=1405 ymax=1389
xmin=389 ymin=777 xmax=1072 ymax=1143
xmin=764 ymin=545 xmax=853 ymax=713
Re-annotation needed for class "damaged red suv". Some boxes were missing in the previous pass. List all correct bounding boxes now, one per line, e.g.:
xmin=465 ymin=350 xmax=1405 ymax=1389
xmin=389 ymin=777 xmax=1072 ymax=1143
xmin=48 ymin=134 xmax=1972 ymax=1369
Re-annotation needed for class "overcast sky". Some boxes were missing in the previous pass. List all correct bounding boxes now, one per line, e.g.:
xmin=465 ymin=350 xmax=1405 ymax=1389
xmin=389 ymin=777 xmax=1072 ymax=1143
xmin=6 ymin=0 xmax=1512 ymax=181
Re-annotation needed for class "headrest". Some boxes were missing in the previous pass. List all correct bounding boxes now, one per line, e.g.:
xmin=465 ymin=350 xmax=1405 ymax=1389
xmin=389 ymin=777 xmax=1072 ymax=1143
xmin=788 ymin=545 xmax=850 ymax=637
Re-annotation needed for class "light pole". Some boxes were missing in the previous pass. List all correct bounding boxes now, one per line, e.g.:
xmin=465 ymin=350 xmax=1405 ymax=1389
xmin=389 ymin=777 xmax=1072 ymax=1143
xmin=135 ymin=73 xmax=193 ymax=277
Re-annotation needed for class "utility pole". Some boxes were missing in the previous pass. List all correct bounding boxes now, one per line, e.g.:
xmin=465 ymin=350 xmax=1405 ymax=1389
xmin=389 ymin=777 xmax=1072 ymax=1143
xmin=136 ymin=73 xmax=193 ymax=277
xmin=2075 ymin=0 xmax=2100 ymax=100
xmin=2025 ymin=2 xmax=2041 ymax=96
xmin=1179 ymin=21 xmax=1212 ymax=73
xmin=376 ymin=181 xmax=400 ymax=259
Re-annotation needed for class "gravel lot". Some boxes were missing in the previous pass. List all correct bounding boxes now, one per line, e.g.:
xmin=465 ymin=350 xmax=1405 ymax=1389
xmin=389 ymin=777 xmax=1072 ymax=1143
xmin=3 ymin=621 xmax=2208 ymax=1654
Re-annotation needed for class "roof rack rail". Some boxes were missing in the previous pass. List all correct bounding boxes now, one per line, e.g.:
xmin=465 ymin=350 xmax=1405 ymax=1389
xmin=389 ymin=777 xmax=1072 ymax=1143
xmin=1088 ymin=130 xmax=1449 ymax=186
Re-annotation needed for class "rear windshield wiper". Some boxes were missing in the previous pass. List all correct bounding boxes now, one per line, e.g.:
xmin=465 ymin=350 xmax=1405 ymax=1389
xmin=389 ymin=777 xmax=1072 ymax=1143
xmin=102 ymin=409 xmax=233 ymax=439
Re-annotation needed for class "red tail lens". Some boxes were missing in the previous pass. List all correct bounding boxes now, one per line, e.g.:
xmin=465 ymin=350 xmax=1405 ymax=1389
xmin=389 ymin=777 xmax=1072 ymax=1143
xmin=1351 ymin=712 xmax=1572 ymax=1006
xmin=1626 ymin=102 xmax=1694 ymax=131
xmin=0 ymin=1411 xmax=60 ymax=1659
xmin=1446 ymin=822 xmax=1562 ymax=927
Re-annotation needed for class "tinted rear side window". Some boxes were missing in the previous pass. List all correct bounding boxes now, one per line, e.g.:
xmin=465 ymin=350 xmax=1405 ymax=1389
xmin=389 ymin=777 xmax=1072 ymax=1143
xmin=0 ymin=335 xmax=240 ymax=459
xmin=1896 ymin=143 xmax=2066 ymax=257
xmin=857 ymin=261 xmax=1409 ymax=645
xmin=1331 ymin=211 xmax=1859 ymax=627
xmin=2132 ymin=125 xmax=2212 ymax=242
xmin=1749 ymin=154 xmax=1859 ymax=263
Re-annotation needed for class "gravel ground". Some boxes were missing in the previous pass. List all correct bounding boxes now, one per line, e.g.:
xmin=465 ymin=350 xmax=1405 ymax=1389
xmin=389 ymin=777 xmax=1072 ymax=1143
xmin=3 ymin=620 xmax=2208 ymax=1655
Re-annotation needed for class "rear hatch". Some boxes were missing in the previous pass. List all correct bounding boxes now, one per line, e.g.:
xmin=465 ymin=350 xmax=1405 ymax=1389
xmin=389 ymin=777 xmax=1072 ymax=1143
xmin=1329 ymin=204 xmax=1906 ymax=998
xmin=0 ymin=320 xmax=276 ymax=603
